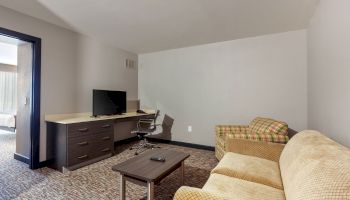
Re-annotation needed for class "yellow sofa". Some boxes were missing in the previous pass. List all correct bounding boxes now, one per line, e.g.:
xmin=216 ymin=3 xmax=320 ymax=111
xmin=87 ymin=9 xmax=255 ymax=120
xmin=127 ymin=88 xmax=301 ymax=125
xmin=215 ymin=117 xmax=289 ymax=160
xmin=174 ymin=130 xmax=350 ymax=200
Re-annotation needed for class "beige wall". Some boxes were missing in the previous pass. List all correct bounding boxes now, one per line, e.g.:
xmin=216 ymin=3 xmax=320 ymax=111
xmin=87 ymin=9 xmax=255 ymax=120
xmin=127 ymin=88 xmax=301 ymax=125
xmin=75 ymin=35 xmax=138 ymax=112
xmin=0 ymin=6 xmax=138 ymax=161
xmin=139 ymin=30 xmax=308 ymax=147
xmin=307 ymin=0 xmax=350 ymax=147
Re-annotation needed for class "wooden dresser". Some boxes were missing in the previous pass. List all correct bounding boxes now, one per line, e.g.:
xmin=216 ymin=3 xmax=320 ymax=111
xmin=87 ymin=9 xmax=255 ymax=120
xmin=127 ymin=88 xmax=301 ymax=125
xmin=47 ymin=120 xmax=114 ymax=172
xmin=45 ymin=110 xmax=155 ymax=172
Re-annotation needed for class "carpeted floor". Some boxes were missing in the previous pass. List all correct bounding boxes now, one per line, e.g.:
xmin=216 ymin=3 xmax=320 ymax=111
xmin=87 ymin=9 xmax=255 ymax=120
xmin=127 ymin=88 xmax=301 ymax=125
xmin=0 ymin=131 xmax=218 ymax=200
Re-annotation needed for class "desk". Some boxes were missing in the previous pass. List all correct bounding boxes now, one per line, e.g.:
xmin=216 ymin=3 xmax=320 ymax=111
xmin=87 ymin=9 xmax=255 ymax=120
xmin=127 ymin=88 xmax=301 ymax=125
xmin=46 ymin=110 xmax=155 ymax=172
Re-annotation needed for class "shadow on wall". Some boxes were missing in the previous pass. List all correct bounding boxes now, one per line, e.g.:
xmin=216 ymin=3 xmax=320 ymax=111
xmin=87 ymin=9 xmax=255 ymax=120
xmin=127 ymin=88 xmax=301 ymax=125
xmin=148 ymin=114 xmax=174 ymax=141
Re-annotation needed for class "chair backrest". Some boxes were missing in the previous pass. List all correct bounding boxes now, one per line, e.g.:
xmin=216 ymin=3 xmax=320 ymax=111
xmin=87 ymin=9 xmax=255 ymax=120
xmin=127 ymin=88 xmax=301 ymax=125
xmin=279 ymin=130 xmax=350 ymax=200
xmin=249 ymin=117 xmax=288 ymax=135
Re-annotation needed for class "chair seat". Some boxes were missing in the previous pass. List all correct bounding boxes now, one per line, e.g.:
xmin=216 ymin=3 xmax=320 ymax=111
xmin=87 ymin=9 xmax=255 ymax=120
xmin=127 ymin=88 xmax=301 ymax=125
xmin=211 ymin=152 xmax=283 ymax=189
xmin=131 ymin=128 xmax=154 ymax=134
xmin=203 ymin=173 xmax=285 ymax=200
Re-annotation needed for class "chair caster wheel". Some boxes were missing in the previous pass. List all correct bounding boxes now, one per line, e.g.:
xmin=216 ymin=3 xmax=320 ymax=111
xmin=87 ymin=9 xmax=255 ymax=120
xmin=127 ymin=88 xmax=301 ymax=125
xmin=129 ymin=148 xmax=133 ymax=150
xmin=135 ymin=152 xmax=138 ymax=155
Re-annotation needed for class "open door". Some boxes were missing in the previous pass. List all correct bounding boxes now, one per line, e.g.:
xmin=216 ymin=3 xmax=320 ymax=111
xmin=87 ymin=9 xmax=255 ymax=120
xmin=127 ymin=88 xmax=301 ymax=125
xmin=15 ymin=42 xmax=32 ymax=162
xmin=0 ymin=27 xmax=41 ymax=169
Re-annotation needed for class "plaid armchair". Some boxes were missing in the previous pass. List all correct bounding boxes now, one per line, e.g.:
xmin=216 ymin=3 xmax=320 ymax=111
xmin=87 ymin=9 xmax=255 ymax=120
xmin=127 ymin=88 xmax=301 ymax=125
xmin=215 ymin=117 xmax=289 ymax=160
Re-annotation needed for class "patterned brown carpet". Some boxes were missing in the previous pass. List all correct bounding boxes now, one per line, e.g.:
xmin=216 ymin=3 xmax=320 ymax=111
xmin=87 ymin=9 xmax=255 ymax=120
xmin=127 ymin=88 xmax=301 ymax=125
xmin=0 ymin=132 xmax=218 ymax=200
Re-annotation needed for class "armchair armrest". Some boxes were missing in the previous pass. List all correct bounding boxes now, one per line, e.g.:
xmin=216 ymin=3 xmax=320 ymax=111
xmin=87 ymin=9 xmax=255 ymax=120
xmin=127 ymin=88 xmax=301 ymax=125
xmin=173 ymin=186 xmax=225 ymax=200
xmin=216 ymin=125 xmax=249 ymax=137
xmin=226 ymin=138 xmax=285 ymax=162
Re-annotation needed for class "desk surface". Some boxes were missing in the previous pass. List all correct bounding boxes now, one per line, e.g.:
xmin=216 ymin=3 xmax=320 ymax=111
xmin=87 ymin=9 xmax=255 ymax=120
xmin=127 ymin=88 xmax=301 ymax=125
xmin=45 ymin=109 xmax=155 ymax=124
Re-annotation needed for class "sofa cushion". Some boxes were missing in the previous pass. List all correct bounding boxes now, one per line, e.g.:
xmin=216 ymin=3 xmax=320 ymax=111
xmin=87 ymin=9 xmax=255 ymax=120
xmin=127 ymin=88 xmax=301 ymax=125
xmin=249 ymin=117 xmax=288 ymax=135
xmin=279 ymin=130 xmax=350 ymax=200
xmin=211 ymin=152 xmax=283 ymax=189
xmin=203 ymin=173 xmax=285 ymax=200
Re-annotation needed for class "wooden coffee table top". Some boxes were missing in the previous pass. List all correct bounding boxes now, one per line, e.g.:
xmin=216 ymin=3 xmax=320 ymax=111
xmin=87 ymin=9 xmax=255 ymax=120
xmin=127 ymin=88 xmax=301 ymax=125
xmin=112 ymin=149 xmax=190 ymax=182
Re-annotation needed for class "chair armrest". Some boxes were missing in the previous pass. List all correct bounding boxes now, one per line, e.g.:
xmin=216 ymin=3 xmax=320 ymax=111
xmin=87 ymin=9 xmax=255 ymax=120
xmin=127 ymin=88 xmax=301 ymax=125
xmin=226 ymin=138 xmax=285 ymax=162
xmin=216 ymin=125 xmax=249 ymax=137
xmin=137 ymin=119 xmax=154 ymax=128
xmin=173 ymin=186 xmax=225 ymax=200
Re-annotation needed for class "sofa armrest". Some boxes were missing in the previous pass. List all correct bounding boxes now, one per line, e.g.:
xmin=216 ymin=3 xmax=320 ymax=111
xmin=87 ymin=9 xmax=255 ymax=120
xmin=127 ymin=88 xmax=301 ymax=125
xmin=173 ymin=186 xmax=225 ymax=200
xmin=226 ymin=138 xmax=285 ymax=162
xmin=216 ymin=125 xmax=249 ymax=137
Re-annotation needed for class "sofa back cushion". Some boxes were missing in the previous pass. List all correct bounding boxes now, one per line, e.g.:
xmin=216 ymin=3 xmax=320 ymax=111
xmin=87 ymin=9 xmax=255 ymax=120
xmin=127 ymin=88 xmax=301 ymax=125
xmin=279 ymin=130 xmax=350 ymax=200
xmin=249 ymin=117 xmax=288 ymax=135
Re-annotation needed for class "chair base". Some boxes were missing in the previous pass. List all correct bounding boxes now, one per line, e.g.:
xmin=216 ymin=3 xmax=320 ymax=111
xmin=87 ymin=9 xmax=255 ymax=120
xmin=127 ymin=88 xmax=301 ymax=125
xmin=130 ymin=138 xmax=160 ymax=155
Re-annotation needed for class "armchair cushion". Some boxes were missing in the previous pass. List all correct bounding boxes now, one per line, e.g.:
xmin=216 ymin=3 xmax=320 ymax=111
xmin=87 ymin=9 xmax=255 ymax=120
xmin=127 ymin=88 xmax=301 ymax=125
xmin=202 ymin=173 xmax=285 ymax=200
xmin=249 ymin=117 xmax=288 ymax=135
xmin=211 ymin=152 xmax=283 ymax=190
xmin=249 ymin=117 xmax=288 ymax=136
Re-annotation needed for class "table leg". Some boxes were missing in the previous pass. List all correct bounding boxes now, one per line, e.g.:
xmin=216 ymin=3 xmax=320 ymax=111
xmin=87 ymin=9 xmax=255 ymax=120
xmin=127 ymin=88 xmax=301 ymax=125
xmin=147 ymin=181 xmax=154 ymax=200
xmin=120 ymin=175 xmax=125 ymax=200
xmin=181 ymin=161 xmax=184 ymax=185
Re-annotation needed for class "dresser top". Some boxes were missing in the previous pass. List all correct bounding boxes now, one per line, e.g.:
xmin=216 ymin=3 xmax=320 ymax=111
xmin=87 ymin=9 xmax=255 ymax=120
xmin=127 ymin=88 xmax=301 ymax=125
xmin=45 ymin=109 xmax=155 ymax=124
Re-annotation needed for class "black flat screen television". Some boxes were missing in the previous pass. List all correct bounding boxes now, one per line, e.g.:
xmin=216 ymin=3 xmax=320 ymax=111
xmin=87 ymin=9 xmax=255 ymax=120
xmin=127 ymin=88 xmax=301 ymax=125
xmin=93 ymin=89 xmax=126 ymax=117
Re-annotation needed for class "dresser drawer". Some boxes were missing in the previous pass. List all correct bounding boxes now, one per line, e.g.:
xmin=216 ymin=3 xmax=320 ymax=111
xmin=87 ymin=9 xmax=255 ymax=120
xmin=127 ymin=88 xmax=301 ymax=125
xmin=67 ymin=146 xmax=113 ymax=167
xmin=68 ymin=120 xmax=113 ymax=138
xmin=68 ymin=131 xmax=112 ymax=146
xmin=67 ymin=131 xmax=113 ymax=167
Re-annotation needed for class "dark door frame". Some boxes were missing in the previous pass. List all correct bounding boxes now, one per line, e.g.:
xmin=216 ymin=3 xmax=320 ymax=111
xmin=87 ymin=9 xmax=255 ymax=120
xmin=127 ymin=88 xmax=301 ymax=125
xmin=0 ymin=27 xmax=41 ymax=169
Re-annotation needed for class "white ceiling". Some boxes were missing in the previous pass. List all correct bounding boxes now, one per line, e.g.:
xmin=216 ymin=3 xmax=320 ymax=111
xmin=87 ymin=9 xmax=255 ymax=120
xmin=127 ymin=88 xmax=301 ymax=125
xmin=0 ymin=0 xmax=319 ymax=53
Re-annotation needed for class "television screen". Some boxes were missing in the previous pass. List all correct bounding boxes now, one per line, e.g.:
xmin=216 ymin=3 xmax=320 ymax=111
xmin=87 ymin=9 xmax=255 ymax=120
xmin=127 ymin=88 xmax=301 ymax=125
xmin=93 ymin=89 xmax=126 ymax=116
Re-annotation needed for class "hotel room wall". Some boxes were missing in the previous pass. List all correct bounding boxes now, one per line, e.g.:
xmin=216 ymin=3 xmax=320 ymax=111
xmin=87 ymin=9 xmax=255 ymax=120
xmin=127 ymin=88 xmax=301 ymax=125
xmin=307 ymin=0 xmax=350 ymax=147
xmin=0 ymin=6 xmax=138 ymax=161
xmin=75 ymin=35 xmax=138 ymax=113
xmin=139 ymin=30 xmax=308 ymax=147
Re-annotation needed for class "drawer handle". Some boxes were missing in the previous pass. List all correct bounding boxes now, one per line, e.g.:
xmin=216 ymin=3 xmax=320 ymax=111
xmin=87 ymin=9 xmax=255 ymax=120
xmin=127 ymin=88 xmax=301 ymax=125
xmin=102 ymin=136 xmax=111 ymax=140
xmin=101 ymin=124 xmax=111 ymax=128
xmin=77 ymin=128 xmax=89 ymax=132
xmin=101 ymin=148 xmax=110 ymax=152
xmin=77 ymin=155 xmax=88 ymax=159
xmin=77 ymin=141 xmax=88 ymax=146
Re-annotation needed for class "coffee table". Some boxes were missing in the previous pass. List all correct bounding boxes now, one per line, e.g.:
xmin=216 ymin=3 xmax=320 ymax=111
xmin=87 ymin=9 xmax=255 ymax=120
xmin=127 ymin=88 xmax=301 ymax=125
xmin=112 ymin=149 xmax=190 ymax=200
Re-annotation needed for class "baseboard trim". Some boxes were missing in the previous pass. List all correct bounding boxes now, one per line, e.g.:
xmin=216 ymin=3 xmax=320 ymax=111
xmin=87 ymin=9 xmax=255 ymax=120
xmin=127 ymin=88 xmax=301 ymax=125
xmin=14 ymin=153 xmax=30 ymax=164
xmin=148 ymin=138 xmax=215 ymax=151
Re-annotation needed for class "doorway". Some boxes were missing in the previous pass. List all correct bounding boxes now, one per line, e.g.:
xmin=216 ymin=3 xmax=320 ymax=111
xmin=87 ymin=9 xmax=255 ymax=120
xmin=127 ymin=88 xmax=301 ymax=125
xmin=0 ymin=27 xmax=41 ymax=169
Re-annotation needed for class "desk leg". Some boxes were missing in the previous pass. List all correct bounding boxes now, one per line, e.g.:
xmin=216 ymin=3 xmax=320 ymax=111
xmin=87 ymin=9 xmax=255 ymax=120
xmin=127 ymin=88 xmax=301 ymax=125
xmin=120 ymin=175 xmax=125 ymax=200
xmin=147 ymin=181 xmax=154 ymax=200
xmin=181 ymin=161 xmax=185 ymax=185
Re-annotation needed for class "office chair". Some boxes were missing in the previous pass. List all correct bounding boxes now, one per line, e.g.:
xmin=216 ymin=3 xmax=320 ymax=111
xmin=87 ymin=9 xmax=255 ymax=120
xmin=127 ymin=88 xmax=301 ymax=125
xmin=130 ymin=110 xmax=160 ymax=155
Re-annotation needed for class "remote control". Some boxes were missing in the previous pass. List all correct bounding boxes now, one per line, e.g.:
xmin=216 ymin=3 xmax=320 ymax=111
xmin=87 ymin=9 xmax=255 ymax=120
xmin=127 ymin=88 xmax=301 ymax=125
xmin=150 ymin=156 xmax=166 ymax=162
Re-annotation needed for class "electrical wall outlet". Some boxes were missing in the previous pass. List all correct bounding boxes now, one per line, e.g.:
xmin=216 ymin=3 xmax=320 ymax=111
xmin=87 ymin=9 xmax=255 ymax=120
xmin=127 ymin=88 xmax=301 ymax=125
xmin=187 ymin=126 xmax=192 ymax=133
